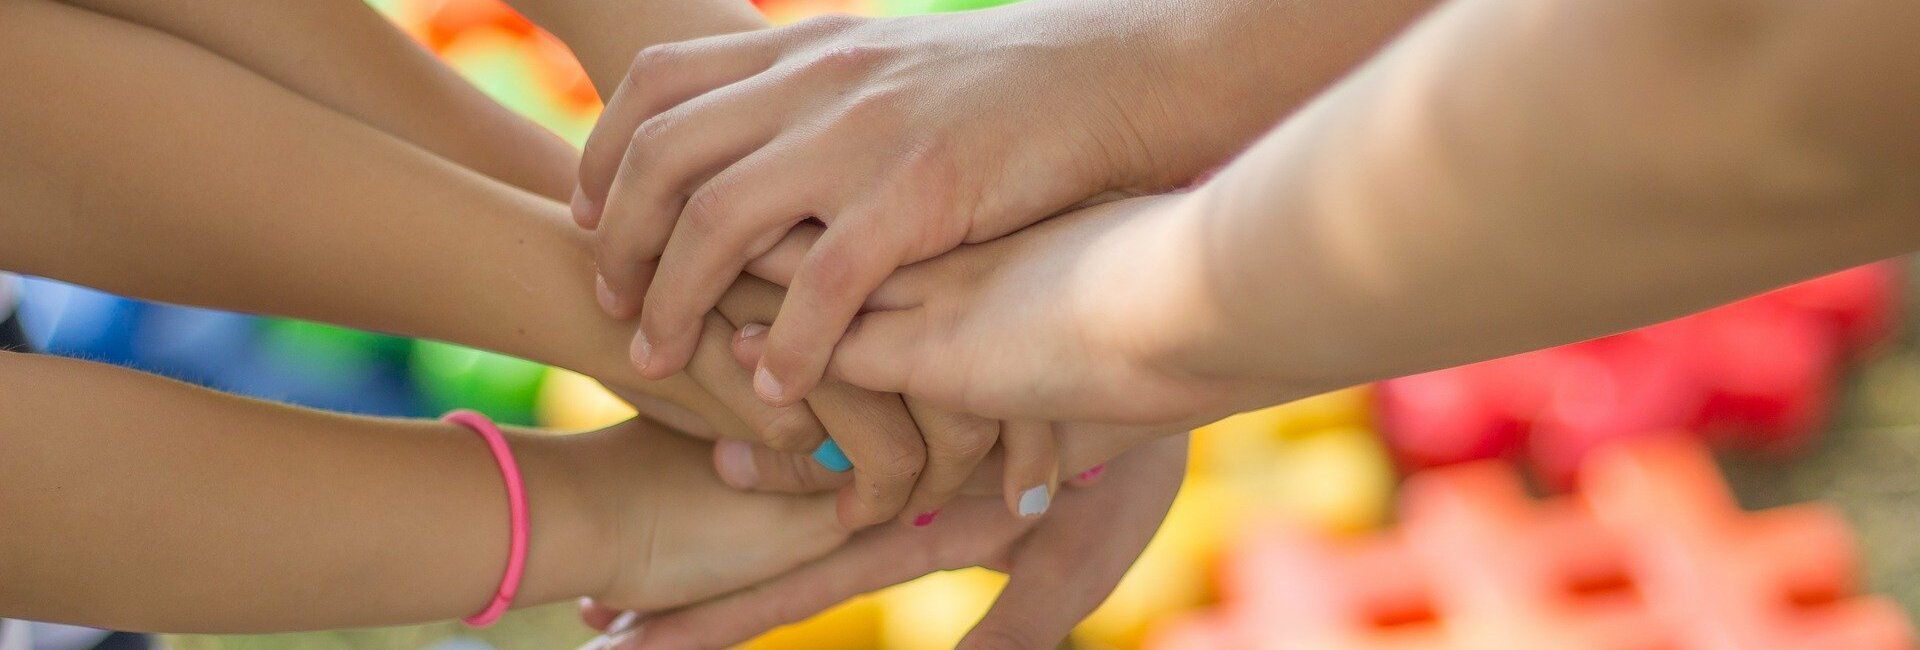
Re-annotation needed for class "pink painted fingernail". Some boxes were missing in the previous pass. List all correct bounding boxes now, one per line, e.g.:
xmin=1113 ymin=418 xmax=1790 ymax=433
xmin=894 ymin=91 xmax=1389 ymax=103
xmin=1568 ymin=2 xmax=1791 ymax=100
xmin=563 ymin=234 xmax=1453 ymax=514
xmin=1076 ymin=464 xmax=1106 ymax=482
xmin=912 ymin=510 xmax=940 ymax=527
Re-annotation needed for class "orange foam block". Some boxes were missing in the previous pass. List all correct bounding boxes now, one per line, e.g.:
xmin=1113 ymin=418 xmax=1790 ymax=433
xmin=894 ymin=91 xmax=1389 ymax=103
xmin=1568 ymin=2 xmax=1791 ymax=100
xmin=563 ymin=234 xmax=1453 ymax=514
xmin=1150 ymin=438 xmax=1914 ymax=650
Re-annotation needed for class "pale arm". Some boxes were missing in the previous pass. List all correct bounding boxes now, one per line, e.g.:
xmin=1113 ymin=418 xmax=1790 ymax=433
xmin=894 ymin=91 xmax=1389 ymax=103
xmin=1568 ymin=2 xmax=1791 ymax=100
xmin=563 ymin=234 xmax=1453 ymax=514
xmin=1135 ymin=0 xmax=1920 ymax=406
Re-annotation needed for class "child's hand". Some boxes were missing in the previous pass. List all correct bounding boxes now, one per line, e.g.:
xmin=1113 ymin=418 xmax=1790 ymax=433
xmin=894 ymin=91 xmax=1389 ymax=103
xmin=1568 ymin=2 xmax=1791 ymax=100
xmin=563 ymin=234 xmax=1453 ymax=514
xmin=746 ymin=193 xmax=1270 ymax=427
xmin=569 ymin=419 xmax=850 ymax=611
xmin=712 ymin=277 xmax=1061 ymax=525
xmin=575 ymin=3 xmax=1271 ymax=407
xmin=594 ymin=271 xmax=940 ymax=530
xmin=581 ymin=435 xmax=1189 ymax=650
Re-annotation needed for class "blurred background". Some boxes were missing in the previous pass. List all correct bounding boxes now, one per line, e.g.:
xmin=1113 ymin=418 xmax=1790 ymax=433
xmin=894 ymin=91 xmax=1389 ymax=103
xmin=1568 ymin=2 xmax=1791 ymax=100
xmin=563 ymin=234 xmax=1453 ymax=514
xmin=10 ymin=0 xmax=1920 ymax=648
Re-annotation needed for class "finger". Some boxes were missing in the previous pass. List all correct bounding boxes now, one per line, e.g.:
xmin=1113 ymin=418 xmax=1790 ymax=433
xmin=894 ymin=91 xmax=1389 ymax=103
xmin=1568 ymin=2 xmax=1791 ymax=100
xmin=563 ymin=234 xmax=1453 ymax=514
xmin=577 ymin=34 xmax=782 ymax=224
xmin=629 ymin=499 xmax=1030 ymax=650
xmin=718 ymin=281 xmax=929 ymax=527
xmin=896 ymin=403 xmax=999 ymax=528
xmin=823 ymin=308 xmax=927 ymax=398
xmin=1000 ymin=420 xmax=1059 ymax=519
xmin=579 ymin=599 xmax=625 ymax=631
xmin=595 ymin=80 xmax=795 ymax=318
xmin=681 ymin=311 xmax=828 ymax=454
xmin=753 ymin=218 xmax=910 ymax=406
xmin=961 ymin=437 xmax=1189 ymax=650
xmin=633 ymin=141 xmax=819 ymax=380
xmin=813 ymin=382 xmax=926 ymax=528
xmin=741 ymin=221 xmax=821 ymax=287
xmin=711 ymin=438 xmax=851 ymax=493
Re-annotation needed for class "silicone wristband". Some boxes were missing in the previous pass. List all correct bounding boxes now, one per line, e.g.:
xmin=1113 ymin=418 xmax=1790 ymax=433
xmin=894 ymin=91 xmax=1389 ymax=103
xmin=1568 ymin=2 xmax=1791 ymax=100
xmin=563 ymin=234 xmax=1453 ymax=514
xmin=443 ymin=410 xmax=528 ymax=628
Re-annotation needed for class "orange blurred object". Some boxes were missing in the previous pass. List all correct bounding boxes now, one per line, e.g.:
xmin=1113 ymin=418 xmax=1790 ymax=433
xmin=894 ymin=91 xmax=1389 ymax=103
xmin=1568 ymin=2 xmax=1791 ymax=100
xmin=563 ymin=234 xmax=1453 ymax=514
xmin=1150 ymin=438 xmax=1914 ymax=649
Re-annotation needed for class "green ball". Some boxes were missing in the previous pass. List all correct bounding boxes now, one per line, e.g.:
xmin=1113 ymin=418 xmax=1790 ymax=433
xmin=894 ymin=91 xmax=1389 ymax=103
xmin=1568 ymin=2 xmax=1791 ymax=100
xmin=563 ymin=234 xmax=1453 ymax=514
xmin=258 ymin=319 xmax=410 ymax=381
xmin=410 ymin=340 xmax=548 ymax=426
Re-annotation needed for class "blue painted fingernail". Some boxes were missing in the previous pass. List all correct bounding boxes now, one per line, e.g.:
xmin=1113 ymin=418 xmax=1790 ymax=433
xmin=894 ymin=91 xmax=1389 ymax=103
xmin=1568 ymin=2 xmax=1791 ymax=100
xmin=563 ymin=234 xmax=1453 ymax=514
xmin=811 ymin=439 xmax=853 ymax=473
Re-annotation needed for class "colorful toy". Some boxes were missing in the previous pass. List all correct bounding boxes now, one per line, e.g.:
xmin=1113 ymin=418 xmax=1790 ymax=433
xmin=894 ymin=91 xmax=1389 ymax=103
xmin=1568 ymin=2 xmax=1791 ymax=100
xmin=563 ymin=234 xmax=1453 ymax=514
xmin=1148 ymin=437 xmax=1915 ymax=649
xmin=534 ymin=368 xmax=636 ymax=431
xmin=13 ymin=277 xmax=146 ymax=366
xmin=1377 ymin=261 xmax=1903 ymax=487
xmin=410 ymin=340 xmax=548 ymax=425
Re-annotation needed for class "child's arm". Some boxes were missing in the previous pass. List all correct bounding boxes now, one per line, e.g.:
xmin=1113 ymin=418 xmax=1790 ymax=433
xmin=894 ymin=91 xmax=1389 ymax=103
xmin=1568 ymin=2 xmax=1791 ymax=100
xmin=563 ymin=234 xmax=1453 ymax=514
xmin=0 ymin=0 xmax=721 ymax=432
xmin=0 ymin=0 xmax=941 ymax=528
xmin=53 ymin=0 xmax=579 ymax=200
xmin=809 ymin=0 xmax=1920 ymax=425
xmin=0 ymin=350 xmax=842 ymax=633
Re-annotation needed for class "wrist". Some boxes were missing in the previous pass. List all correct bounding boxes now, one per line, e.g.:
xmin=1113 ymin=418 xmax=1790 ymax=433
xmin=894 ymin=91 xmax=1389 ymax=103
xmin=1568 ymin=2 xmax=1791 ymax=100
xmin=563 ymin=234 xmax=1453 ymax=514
xmin=1081 ymin=193 xmax=1280 ymax=420
xmin=508 ymin=431 xmax=621 ymax=606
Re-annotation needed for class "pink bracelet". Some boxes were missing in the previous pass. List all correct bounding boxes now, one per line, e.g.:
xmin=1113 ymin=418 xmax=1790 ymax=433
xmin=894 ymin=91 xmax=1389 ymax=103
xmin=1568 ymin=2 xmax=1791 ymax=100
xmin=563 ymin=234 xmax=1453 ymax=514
xmin=443 ymin=410 xmax=528 ymax=628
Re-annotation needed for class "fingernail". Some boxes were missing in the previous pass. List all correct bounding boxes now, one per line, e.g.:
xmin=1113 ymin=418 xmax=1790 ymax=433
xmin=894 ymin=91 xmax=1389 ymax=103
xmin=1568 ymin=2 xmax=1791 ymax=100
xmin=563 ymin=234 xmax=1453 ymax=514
xmin=1018 ymin=485 xmax=1052 ymax=518
xmin=575 ymin=612 xmax=641 ymax=650
xmin=630 ymin=329 xmax=653 ymax=373
xmin=738 ymin=322 xmax=768 ymax=341
xmin=608 ymin=625 xmax=644 ymax=647
xmin=716 ymin=439 xmax=759 ymax=489
xmin=911 ymin=510 xmax=940 ymax=527
xmin=811 ymin=439 xmax=853 ymax=473
xmin=1076 ymin=464 xmax=1106 ymax=482
xmin=607 ymin=611 xmax=641 ymax=635
xmin=754 ymin=366 xmax=785 ymax=403
xmin=596 ymin=274 xmax=620 ymax=317
xmin=570 ymin=188 xmax=599 ymax=228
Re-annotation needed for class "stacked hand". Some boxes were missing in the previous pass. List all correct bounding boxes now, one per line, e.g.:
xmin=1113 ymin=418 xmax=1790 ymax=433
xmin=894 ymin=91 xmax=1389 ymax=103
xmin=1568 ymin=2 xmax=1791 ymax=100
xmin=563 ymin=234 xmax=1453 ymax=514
xmin=581 ymin=435 xmax=1189 ymax=650
xmin=575 ymin=3 xmax=1274 ymax=409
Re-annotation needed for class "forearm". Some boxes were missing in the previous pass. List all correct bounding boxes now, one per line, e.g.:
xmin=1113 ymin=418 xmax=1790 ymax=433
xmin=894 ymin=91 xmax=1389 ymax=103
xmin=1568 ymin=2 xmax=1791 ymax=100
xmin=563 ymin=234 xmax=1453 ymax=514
xmin=0 ymin=351 xmax=610 ymax=632
xmin=1081 ymin=0 xmax=1437 ymax=186
xmin=0 ymin=0 xmax=711 ymax=417
xmin=1156 ymin=0 xmax=1920 ymax=401
xmin=500 ymin=0 xmax=766 ymax=91
xmin=53 ymin=0 xmax=578 ymax=199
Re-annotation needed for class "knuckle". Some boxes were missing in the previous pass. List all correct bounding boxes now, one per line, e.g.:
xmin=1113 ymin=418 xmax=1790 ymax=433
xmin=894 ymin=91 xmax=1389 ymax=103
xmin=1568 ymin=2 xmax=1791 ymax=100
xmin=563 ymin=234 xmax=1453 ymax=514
xmin=802 ymin=245 xmax=865 ymax=301
xmin=814 ymin=43 xmax=892 ymax=72
xmin=836 ymin=87 xmax=907 ymax=124
xmin=759 ymin=409 xmax=822 ymax=452
xmin=681 ymin=180 xmax=737 ymax=235
xmin=928 ymin=422 xmax=996 ymax=461
xmin=632 ymin=110 xmax=679 ymax=149
xmin=869 ymin=442 xmax=926 ymax=483
xmin=628 ymin=44 xmax=682 ymax=83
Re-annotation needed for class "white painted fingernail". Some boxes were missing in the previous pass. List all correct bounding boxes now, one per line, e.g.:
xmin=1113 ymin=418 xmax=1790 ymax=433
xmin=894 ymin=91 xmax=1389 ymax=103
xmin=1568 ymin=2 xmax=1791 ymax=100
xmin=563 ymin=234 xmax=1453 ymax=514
xmin=607 ymin=625 xmax=645 ymax=648
xmin=607 ymin=611 xmax=641 ymax=635
xmin=574 ymin=611 xmax=643 ymax=650
xmin=1018 ymin=485 xmax=1051 ymax=518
